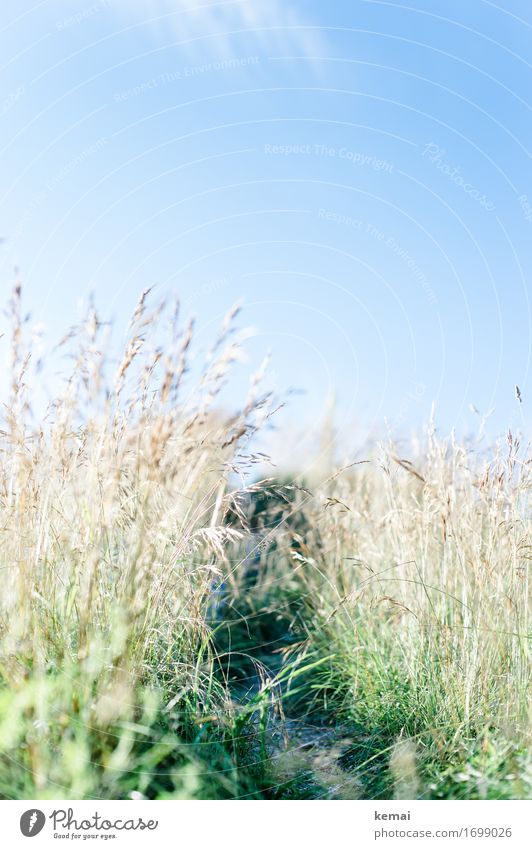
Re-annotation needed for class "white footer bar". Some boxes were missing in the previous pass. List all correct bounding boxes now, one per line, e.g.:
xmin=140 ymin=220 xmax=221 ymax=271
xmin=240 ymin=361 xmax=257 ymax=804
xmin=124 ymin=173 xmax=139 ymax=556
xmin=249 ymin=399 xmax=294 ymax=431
xmin=3 ymin=799 xmax=530 ymax=848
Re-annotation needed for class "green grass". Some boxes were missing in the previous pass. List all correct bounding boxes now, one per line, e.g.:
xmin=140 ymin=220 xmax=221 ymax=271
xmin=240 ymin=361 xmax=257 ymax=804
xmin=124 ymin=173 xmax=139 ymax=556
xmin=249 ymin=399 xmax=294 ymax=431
xmin=0 ymin=288 xmax=530 ymax=799
xmin=224 ymin=436 xmax=531 ymax=799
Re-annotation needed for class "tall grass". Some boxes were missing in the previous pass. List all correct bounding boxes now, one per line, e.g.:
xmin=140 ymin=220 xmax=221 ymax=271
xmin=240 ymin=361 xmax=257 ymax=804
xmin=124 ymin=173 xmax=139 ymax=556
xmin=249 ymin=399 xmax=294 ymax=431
xmin=238 ymin=425 xmax=531 ymax=798
xmin=0 ymin=286 xmax=274 ymax=799
xmin=0 ymin=287 xmax=530 ymax=799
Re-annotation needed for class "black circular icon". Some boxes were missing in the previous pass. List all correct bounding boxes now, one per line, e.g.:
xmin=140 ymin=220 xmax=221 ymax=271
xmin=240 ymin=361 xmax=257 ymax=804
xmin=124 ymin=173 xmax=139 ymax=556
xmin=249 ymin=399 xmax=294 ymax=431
xmin=20 ymin=810 xmax=46 ymax=837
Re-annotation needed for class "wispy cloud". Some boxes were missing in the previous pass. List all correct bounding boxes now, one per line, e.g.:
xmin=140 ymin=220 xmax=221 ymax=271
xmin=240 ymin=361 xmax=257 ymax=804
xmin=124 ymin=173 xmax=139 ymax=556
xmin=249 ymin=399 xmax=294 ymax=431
xmin=114 ymin=0 xmax=324 ymax=61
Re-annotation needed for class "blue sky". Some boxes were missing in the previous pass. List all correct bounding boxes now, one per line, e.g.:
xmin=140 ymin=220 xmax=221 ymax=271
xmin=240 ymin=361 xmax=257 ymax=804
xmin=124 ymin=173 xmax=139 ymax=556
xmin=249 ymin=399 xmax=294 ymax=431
xmin=1 ymin=0 xmax=532 ymax=455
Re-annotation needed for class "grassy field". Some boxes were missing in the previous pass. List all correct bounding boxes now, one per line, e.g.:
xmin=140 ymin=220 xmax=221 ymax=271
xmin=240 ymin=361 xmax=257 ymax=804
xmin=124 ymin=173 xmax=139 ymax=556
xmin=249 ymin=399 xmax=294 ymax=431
xmin=0 ymin=288 xmax=530 ymax=800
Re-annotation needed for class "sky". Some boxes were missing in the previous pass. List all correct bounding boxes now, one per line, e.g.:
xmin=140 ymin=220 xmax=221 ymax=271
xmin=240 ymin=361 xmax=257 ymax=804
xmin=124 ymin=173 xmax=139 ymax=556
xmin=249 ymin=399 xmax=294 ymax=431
xmin=1 ymin=0 xmax=532 ymax=458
